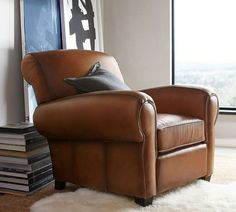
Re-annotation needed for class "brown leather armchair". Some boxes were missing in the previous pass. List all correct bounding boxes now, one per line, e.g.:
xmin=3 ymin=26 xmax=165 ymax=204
xmin=21 ymin=50 xmax=219 ymax=206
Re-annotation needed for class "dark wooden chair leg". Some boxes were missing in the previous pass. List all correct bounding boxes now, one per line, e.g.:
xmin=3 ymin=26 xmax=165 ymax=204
xmin=55 ymin=180 xmax=66 ymax=190
xmin=135 ymin=197 xmax=153 ymax=207
xmin=201 ymin=175 xmax=212 ymax=182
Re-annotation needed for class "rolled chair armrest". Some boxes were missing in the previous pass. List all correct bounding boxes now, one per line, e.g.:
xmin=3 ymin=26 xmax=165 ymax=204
xmin=141 ymin=85 xmax=219 ymax=123
xmin=141 ymin=85 xmax=219 ymax=176
xmin=34 ymin=90 xmax=156 ymax=143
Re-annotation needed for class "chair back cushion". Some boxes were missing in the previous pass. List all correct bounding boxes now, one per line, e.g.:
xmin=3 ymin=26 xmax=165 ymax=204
xmin=64 ymin=62 xmax=130 ymax=93
xmin=21 ymin=50 xmax=124 ymax=104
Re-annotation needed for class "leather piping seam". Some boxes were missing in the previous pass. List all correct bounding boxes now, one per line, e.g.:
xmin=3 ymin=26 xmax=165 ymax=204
xmin=158 ymin=139 xmax=206 ymax=154
xmin=205 ymin=95 xmax=209 ymax=143
xmin=158 ymin=143 xmax=207 ymax=159
xmin=147 ymin=99 xmax=158 ymax=159
xmin=79 ymin=92 xmax=151 ymax=102
xmin=44 ymin=95 xmax=146 ymax=107
xmin=148 ymin=99 xmax=158 ymax=196
xmin=155 ymin=86 xmax=217 ymax=96
xmin=210 ymin=93 xmax=219 ymax=124
xmin=43 ymin=137 xmax=143 ymax=143
xmin=150 ymin=99 xmax=159 ymax=194
xmin=139 ymin=101 xmax=157 ymax=198
xmin=39 ymin=91 xmax=151 ymax=106
xmin=139 ymin=102 xmax=147 ymax=198
xmin=157 ymin=119 xmax=204 ymax=130
xmin=104 ymin=142 xmax=108 ymax=192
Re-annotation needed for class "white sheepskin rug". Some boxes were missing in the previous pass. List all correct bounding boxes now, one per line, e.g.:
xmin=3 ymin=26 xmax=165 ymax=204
xmin=31 ymin=180 xmax=236 ymax=212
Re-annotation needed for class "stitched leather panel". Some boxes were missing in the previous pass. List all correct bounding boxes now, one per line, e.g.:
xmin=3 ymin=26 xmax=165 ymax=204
xmin=157 ymin=113 xmax=205 ymax=153
xmin=21 ymin=50 xmax=124 ymax=104
xmin=33 ymin=91 xmax=155 ymax=143
xmin=157 ymin=144 xmax=207 ymax=194
xmin=142 ymin=85 xmax=219 ymax=176
xmin=20 ymin=50 xmax=219 ymax=200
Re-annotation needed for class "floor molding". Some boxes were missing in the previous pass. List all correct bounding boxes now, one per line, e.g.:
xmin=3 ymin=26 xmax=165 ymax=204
xmin=215 ymin=138 xmax=236 ymax=148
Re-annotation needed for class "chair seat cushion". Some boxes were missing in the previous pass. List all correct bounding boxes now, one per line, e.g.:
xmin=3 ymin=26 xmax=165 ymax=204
xmin=156 ymin=113 xmax=205 ymax=153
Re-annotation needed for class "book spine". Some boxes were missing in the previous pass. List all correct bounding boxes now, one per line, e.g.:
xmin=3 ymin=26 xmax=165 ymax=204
xmin=29 ymin=174 xmax=54 ymax=192
xmin=0 ymin=163 xmax=52 ymax=178
xmin=0 ymin=169 xmax=53 ymax=185
xmin=0 ymin=174 xmax=53 ymax=192
xmin=27 ymin=152 xmax=50 ymax=165
xmin=0 ymin=170 xmax=27 ymax=178
xmin=28 ymin=169 xmax=53 ymax=185
xmin=0 ymin=153 xmax=50 ymax=165
xmin=0 ymin=139 xmax=25 ymax=145
xmin=24 ymin=131 xmax=41 ymax=140
xmin=0 ymin=156 xmax=27 ymax=165
xmin=25 ymin=139 xmax=48 ymax=151
xmin=0 ymin=130 xmax=40 ymax=140
xmin=0 ymin=182 xmax=27 ymax=191
xmin=30 ymin=157 xmax=52 ymax=171
xmin=0 ymin=127 xmax=35 ymax=134
xmin=0 ymin=176 xmax=28 ymax=185
xmin=27 ymin=164 xmax=52 ymax=178
xmin=0 ymin=156 xmax=51 ymax=171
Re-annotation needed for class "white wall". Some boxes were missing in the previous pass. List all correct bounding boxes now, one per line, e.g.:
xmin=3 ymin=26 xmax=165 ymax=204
xmin=103 ymin=0 xmax=236 ymax=146
xmin=103 ymin=0 xmax=170 ymax=89
xmin=0 ymin=0 xmax=24 ymax=125
xmin=215 ymin=115 xmax=236 ymax=147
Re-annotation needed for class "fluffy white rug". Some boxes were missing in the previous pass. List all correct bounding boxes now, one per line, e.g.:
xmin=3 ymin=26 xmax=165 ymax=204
xmin=31 ymin=180 xmax=236 ymax=212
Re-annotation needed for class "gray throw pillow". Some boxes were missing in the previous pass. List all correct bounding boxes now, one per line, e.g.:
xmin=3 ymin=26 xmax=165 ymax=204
xmin=64 ymin=62 xmax=130 ymax=93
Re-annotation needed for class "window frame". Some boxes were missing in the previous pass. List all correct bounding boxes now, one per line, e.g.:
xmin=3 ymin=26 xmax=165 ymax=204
xmin=171 ymin=0 xmax=236 ymax=114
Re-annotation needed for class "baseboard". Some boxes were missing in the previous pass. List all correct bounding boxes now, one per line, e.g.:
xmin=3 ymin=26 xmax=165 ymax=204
xmin=215 ymin=138 xmax=236 ymax=148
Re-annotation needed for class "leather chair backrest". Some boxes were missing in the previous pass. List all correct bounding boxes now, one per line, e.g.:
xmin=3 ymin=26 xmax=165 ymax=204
xmin=21 ymin=50 xmax=124 ymax=104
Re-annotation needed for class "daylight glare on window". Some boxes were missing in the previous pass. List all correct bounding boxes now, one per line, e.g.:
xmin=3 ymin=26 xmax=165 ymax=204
xmin=174 ymin=0 xmax=236 ymax=108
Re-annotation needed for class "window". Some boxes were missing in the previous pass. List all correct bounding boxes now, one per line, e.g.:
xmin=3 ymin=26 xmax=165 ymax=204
xmin=173 ymin=0 xmax=236 ymax=112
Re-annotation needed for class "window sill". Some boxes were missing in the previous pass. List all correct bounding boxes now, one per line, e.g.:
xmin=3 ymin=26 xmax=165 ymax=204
xmin=219 ymin=109 xmax=236 ymax=115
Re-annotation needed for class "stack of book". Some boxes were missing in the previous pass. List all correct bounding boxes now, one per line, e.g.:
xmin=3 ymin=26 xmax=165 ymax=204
xmin=0 ymin=122 xmax=53 ymax=195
